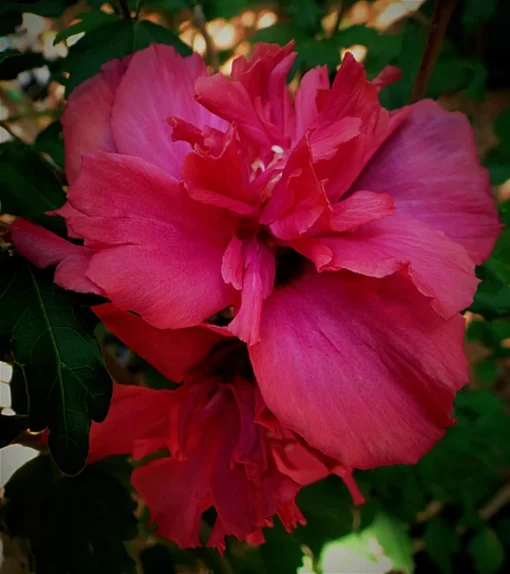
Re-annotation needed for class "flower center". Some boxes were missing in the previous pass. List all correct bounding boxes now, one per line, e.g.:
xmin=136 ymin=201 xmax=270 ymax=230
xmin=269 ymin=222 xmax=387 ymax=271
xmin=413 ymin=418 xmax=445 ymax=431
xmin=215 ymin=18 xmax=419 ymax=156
xmin=274 ymin=247 xmax=307 ymax=286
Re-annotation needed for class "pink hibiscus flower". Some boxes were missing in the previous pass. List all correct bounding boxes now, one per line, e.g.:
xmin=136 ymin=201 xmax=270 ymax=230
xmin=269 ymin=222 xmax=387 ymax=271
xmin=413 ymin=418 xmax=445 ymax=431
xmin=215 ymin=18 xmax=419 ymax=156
xmin=11 ymin=42 xmax=500 ymax=470
xmin=87 ymin=303 xmax=363 ymax=550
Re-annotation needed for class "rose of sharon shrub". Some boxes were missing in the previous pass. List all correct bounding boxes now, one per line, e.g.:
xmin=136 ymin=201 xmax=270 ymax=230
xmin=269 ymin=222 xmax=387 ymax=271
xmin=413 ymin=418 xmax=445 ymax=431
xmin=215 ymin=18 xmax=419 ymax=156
xmin=11 ymin=42 xmax=500 ymax=471
xmin=86 ymin=304 xmax=364 ymax=550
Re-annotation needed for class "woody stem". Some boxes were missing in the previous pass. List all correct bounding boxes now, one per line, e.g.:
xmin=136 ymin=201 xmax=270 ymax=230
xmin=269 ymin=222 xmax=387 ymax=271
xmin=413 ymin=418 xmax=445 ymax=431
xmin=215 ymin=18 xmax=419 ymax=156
xmin=410 ymin=0 xmax=458 ymax=103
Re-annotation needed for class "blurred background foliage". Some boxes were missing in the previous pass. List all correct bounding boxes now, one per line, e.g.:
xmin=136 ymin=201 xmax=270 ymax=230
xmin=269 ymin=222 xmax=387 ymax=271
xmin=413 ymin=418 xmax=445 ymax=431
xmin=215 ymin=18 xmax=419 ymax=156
xmin=1 ymin=0 xmax=510 ymax=573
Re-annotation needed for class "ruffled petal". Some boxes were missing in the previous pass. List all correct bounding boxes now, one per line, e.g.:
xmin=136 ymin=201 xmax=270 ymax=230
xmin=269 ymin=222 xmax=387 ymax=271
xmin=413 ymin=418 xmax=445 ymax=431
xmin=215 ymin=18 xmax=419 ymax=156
xmin=353 ymin=99 xmax=500 ymax=264
xmin=88 ymin=384 xmax=171 ymax=463
xmin=132 ymin=454 xmax=213 ymax=548
xmin=62 ymin=57 xmax=129 ymax=184
xmin=94 ymin=304 xmax=223 ymax=382
xmin=228 ymin=239 xmax=276 ymax=346
xmin=314 ymin=53 xmax=409 ymax=201
xmin=315 ymin=213 xmax=478 ymax=319
xmin=261 ymin=137 xmax=331 ymax=240
xmin=65 ymin=153 xmax=236 ymax=328
xmin=294 ymin=65 xmax=330 ymax=140
xmin=110 ymin=45 xmax=226 ymax=178
xmin=250 ymin=268 xmax=468 ymax=469
xmin=9 ymin=218 xmax=101 ymax=294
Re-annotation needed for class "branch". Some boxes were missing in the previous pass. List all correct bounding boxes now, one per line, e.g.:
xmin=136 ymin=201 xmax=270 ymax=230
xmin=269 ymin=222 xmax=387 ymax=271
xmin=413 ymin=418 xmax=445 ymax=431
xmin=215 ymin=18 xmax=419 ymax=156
xmin=192 ymin=4 xmax=219 ymax=72
xmin=116 ymin=0 xmax=131 ymax=19
xmin=410 ymin=0 xmax=458 ymax=103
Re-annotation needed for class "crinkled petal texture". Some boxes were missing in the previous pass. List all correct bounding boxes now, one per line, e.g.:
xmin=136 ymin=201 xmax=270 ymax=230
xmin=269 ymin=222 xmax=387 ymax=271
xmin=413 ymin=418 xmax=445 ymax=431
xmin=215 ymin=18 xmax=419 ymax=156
xmin=250 ymin=268 xmax=468 ymax=469
xmin=63 ymin=44 xmax=226 ymax=182
xmin=56 ymin=152 xmax=237 ymax=328
xmin=352 ymin=100 xmax=499 ymax=265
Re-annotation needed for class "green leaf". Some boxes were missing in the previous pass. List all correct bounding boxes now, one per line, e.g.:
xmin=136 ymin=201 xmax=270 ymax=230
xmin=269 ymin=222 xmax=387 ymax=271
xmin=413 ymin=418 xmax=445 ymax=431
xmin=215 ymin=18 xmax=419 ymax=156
xmin=367 ymin=511 xmax=414 ymax=574
xmin=34 ymin=120 xmax=65 ymax=169
xmin=294 ymin=476 xmax=355 ymax=555
xmin=62 ymin=19 xmax=191 ymax=94
xmin=140 ymin=545 xmax=177 ymax=574
xmin=475 ymin=356 xmax=500 ymax=384
xmin=3 ymin=454 xmax=137 ymax=574
xmin=471 ymin=267 xmax=510 ymax=317
xmin=0 ymin=49 xmax=21 ymax=66
xmin=283 ymin=0 xmax=323 ymax=32
xmin=0 ymin=141 xmax=66 ymax=234
xmin=0 ymin=255 xmax=112 ymax=475
xmin=423 ymin=518 xmax=460 ymax=574
xmin=54 ymin=10 xmax=119 ymax=45
xmin=469 ymin=527 xmax=505 ymax=574
xmin=462 ymin=0 xmax=499 ymax=32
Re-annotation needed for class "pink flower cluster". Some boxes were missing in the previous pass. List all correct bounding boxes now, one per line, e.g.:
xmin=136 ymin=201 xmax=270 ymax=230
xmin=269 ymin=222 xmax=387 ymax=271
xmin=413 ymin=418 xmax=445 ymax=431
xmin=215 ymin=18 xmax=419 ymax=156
xmin=11 ymin=42 xmax=499 ymax=549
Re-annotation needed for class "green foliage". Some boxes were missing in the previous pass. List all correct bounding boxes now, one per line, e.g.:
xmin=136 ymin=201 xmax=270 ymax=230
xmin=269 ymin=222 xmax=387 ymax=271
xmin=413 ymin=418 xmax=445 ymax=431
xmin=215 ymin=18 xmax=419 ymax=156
xmin=469 ymin=527 xmax=505 ymax=574
xmin=61 ymin=16 xmax=191 ymax=94
xmin=0 ymin=254 xmax=112 ymax=475
xmin=0 ymin=141 xmax=66 ymax=233
xmin=424 ymin=518 xmax=460 ymax=574
xmin=1 ymin=454 xmax=138 ymax=574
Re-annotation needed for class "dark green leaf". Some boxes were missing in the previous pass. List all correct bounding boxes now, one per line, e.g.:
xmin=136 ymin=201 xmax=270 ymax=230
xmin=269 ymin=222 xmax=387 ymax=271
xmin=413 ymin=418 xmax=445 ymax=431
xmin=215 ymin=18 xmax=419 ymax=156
xmin=469 ymin=527 xmax=504 ymax=574
xmin=424 ymin=518 xmax=460 ymax=574
xmin=34 ymin=121 xmax=65 ymax=169
xmin=0 ymin=49 xmax=21 ymax=66
xmin=54 ymin=10 xmax=119 ymax=44
xmin=284 ymin=0 xmax=323 ymax=32
xmin=462 ymin=0 xmax=499 ymax=32
xmin=0 ymin=255 xmax=112 ymax=475
xmin=0 ymin=51 xmax=46 ymax=81
xmin=0 ymin=141 xmax=66 ymax=234
xmin=62 ymin=19 xmax=191 ymax=94
xmin=3 ymin=454 xmax=137 ymax=574
xmin=0 ymin=414 xmax=30 ymax=448
xmin=261 ymin=519 xmax=303 ymax=574
xmin=475 ymin=356 xmax=500 ymax=384
xmin=140 ymin=544 xmax=177 ymax=574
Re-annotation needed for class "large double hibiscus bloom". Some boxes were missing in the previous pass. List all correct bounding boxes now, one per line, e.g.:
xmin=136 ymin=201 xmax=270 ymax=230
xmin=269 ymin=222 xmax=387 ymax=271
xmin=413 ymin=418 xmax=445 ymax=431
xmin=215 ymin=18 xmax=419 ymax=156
xmin=12 ymin=42 xmax=499 ymax=476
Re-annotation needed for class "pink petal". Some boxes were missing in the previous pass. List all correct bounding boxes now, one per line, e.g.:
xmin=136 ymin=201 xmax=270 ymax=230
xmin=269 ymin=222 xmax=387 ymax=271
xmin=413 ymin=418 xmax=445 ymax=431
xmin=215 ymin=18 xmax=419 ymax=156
xmin=132 ymin=454 xmax=213 ymax=548
xmin=181 ymin=124 xmax=257 ymax=215
xmin=9 ymin=218 xmax=101 ymax=294
xmin=314 ymin=54 xmax=409 ymax=201
xmin=250 ymin=268 xmax=468 ymax=469
xmin=110 ymin=45 xmax=226 ymax=179
xmin=353 ymin=99 xmax=500 ymax=264
xmin=330 ymin=190 xmax=395 ymax=232
xmin=62 ymin=57 xmax=130 ymax=184
xmin=317 ymin=213 xmax=478 ymax=319
xmin=295 ymin=65 xmax=330 ymax=139
xmin=195 ymin=73 xmax=279 ymax=149
xmin=94 ymin=304 xmax=223 ymax=382
xmin=261 ymin=137 xmax=331 ymax=240
xmin=228 ymin=239 xmax=276 ymax=345
xmin=88 ymin=384 xmax=171 ymax=463
xmin=66 ymin=153 xmax=236 ymax=328
xmin=371 ymin=66 xmax=402 ymax=92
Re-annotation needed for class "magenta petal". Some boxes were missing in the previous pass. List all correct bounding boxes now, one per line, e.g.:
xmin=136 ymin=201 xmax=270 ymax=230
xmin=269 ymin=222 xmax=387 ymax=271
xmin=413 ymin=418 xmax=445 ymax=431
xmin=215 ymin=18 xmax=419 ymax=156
xmin=110 ymin=45 xmax=226 ymax=178
xmin=318 ymin=213 xmax=478 ymax=319
xmin=132 ymin=455 xmax=212 ymax=548
xmin=66 ymin=153 xmax=236 ymax=328
xmin=228 ymin=239 xmax=275 ymax=345
xmin=353 ymin=99 xmax=500 ymax=264
xmin=62 ymin=57 xmax=129 ymax=184
xmin=250 ymin=268 xmax=468 ymax=469
xmin=9 ymin=218 xmax=100 ymax=294
xmin=94 ymin=304 xmax=223 ymax=382
xmin=330 ymin=190 xmax=395 ymax=232
xmin=294 ymin=65 xmax=330 ymax=139
xmin=88 ymin=384 xmax=171 ymax=463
